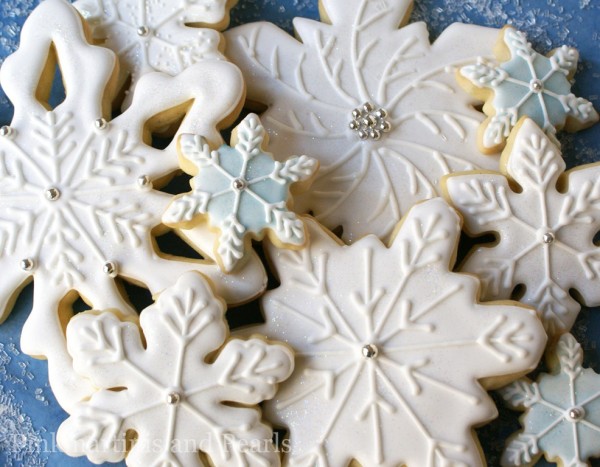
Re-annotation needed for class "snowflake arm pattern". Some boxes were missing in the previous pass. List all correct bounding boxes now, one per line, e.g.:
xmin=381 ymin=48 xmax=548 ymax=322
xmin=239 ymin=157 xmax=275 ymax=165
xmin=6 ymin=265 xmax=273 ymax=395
xmin=58 ymin=272 xmax=294 ymax=467
xmin=225 ymin=0 xmax=501 ymax=243
xmin=444 ymin=118 xmax=600 ymax=336
xmin=236 ymin=198 xmax=546 ymax=466
xmin=500 ymin=333 xmax=600 ymax=466
xmin=74 ymin=0 xmax=236 ymax=109
xmin=0 ymin=0 xmax=265 ymax=413
xmin=458 ymin=26 xmax=599 ymax=154
xmin=163 ymin=114 xmax=319 ymax=272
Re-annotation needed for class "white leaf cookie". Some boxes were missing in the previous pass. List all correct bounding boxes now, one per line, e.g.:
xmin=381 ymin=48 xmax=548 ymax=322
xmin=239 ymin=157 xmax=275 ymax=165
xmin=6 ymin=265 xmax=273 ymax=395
xmin=458 ymin=26 xmax=599 ymax=154
xmin=225 ymin=0 xmax=501 ymax=242
xmin=58 ymin=272 xmax=294 ymax=467
xmin=444 ymin=118 xmax=600 ymax=336
xmin=238 ymin=198 xmax=546 ymax=466
xmin=74 ymin=0 xmax=236 ymax=108
xmin=163 ymin=114 xmax=319 ymax=272
xmin=0 ymin=0 xmax=264 ymax=412
xmin=500 ymin=333 xmax=600 ymax=466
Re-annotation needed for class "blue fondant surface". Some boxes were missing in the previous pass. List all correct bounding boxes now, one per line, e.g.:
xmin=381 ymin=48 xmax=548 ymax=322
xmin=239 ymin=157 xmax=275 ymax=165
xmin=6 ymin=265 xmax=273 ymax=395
xmin=0 ymin=0 xmax=599 ymax=465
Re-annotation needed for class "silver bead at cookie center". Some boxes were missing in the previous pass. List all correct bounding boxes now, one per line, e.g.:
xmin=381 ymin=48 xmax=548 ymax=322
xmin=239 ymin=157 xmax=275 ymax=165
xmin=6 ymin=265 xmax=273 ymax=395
xmin=103 ymin=261 xmax=118 ymax=278
xmin=137 ymin=175 xmax=152 ymax=189
xmin=137 ymin=25 xmax=150 ymax=37
xmin=530 ymin=79 xmax=544 ymax=93
xmin=568 ymin=407 xmax=585 ymax=421
xmin=349 ymin=102 xmax=392 ymax=141
xmin=94 ymin=118 xmax=108 ymax=130
xmin=20 ymin=258 xmax=35 ymax=271
xmin=232 ymin=178 xmax=247 ymax=191
xmin=361 ymin=344 xmax=379 ymax=359
xmin=166 ymin=392 xmax=181 ymax=405
xmin=542 ymin=232 xmax=555 ymax=244
xmin=0 ymin=125 xmax=13 ymax=137
xmin=45 ymin=187 xmax=61 ymax=201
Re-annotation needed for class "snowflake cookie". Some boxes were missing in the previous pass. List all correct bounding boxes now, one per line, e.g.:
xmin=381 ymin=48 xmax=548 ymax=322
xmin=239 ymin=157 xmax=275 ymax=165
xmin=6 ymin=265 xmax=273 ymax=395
xmin=444 ymin=118 xmax=600 ymax=336
xmin=225 ymin=0 xmax=502 ymax=243
xmin=0 ymin=0 xmax=264 ymax=412
xmin=239 ymin=198 xmax=546 ymax=466
xmin=58 ymin=272 xmax=294 ymax=466
xmin=163 ymin=114 xmax=319 ymax=272
xmin=458 ymin=26 xmax=599 ymax=154
xmin=500 ymin=333 xmax=600 ymax=466
xmin=74 ymin=0 xmax=236 ymax=108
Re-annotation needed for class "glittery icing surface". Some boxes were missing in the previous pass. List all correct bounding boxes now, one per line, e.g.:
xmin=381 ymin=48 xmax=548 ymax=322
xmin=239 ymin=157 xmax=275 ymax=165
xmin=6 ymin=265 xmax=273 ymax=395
xmin=1 ymin=0 xmax=600 ymax=466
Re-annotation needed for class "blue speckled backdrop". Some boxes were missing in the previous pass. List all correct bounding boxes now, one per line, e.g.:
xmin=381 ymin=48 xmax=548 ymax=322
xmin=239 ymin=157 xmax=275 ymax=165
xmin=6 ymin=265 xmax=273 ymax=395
xmin=0 ymin=0 xmax=599 ymax=465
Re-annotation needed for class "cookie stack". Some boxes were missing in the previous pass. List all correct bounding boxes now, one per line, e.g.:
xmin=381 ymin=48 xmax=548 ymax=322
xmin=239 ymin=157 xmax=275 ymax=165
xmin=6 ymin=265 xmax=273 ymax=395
xmin=0 ymin=0 xmax=598 ymax=466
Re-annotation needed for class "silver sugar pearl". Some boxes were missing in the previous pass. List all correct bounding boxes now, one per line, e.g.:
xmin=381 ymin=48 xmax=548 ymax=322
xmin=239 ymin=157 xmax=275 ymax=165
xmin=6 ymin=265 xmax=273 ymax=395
xmin=166 ymin=392 xmax=181 ymax=405
xmin=362 ymin=102 xmax=374 ymax=113
xmin=358 ymin=130 xmax=369 ymax=140
xmin=362 ymin=344 xmax=379 ymax=359
xmin=371 ymin=129 xmax=382 ymax=141
xmin=376 ymin=109 xmax=388 ymax=119
xmin=45 ymin=187 xmax=61 ymax=201
xmin=543 ymin=232 xmax=555 ymax=244
xmin=381 ymin=122 xmax=392 ymax=133
xmin=137 ymin=25 xmax=150 ymax=37
xmin=103 ymin=261 xmax=118 ymax=277
xmin=94 ymin=118 xmax=108 ymax=130
xmin=232 ymin=178 xmax=246 ymax=191
xmin=349 ymin=121 xmax=359 ymax=130
xmin=20 ymin=258 xmax=35 ymax=271
xmin=137 ymin=175 xmax=152 ymax=189
xmin=352 ymin=109 xmax=361 ymax=119
xmin=0 ymin=126 xmax=13 ymax=137
xmin=568 ymin=407 xmax=584 ymax=421
xmin=531 ymin=79 xmax=544 ymax=93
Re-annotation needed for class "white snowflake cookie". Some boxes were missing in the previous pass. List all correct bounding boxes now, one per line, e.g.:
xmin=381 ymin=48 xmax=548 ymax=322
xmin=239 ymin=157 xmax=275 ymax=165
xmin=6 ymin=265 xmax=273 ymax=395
xmin=500 ymin=333 xmax=600 ymax=466
xmin=163 ymin=114 xmax=319 ymax=272
xmin=458 ymin=26 xmax=599 ymax=154
xmin=74 ymin=0 xmax=235 ymax=108
xmin=58 ymin=272 xmax=294 ymax=467
xmin=444 ymin=118 xmax=600 ymax=336
xmin=0 ymin=0 xmax=265 ymax=412
xmin=238 ymin=198 xmax=546 ymax=466
xmin=225 ymin=0 xmax=502 ymax=243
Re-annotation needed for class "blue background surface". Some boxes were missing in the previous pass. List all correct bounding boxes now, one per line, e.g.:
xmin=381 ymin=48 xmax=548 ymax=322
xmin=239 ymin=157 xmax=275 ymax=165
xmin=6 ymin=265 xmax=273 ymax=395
xmin=0 ymin=0 xmax=599 ymax=465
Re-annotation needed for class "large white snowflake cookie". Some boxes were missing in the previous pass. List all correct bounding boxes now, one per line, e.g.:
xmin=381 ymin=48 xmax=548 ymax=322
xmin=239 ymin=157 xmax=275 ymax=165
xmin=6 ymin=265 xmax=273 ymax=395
xmin=239 ymin=198 xmax=546 ymax=466
xmin=74 ymin=0 xmax=236 ymax=108
xmin=444 ymin=118 xmax=600 ymax=336
xmin=0 ymin=0 xmax=265 ymax=412
xmin=459 ymin=26 xmax=599 ymax=154
xmin=163 ymin=113 xmax=319 ymax=272
xmin=500 ymin=333 xmax=600 ymax=466
xmin=58 ymin=272 xmax=294 ymax=467
xmin=225 ymin=0 xmax=502 ymax=243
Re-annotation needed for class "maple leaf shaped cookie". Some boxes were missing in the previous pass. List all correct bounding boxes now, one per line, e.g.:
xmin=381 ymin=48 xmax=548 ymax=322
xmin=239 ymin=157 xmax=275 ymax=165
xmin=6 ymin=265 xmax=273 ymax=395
xmin=444 ymin=118 xmax=600 ymax=336
xmin=163 ymin=113 xmax=319 ymax=272
xmin=225 ymin=0 xmax=502 ymax=242
xmin=0 ymin=0 xmax=265 ymax=412
xmin=459 ymin=26 xmax=599 ymax=154
xmin=75 ymin=0 xmax=237 ymax=108
xmin=239 ymin=198 xmax=546 ymax=466
xmin=500 ymin=333 xmax=600 ymax=466
xmin=58 ymin=272 xmax=294 ymax=467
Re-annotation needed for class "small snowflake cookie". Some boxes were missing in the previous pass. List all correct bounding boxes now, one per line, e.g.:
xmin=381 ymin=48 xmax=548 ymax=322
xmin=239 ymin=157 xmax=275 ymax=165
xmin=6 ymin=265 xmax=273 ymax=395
xmin=500 ymin=333 xmax=600 ymax=466
xmin=225 ymin=0 xmax=502 ymax=243
xmin=163 ymin=114 xmax=319 ymax=272
xmin=443 ymin=118 xmax=600 ymax=336
xmin=458 ymin=26 xmax=599 ymax=154
xmin=74 ymin=0 xmax=236 ymax=108
xmin=238 ymin=198 xmax=546 ymax=466
xmin=58 ymin=272 xmax=294 ymax=466
xmin=0 ymin=0 xmax=265 ymax=412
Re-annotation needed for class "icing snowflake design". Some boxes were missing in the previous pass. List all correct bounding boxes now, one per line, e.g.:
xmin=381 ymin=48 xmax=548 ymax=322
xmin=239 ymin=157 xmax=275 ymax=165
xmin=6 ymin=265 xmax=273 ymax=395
xmin=444 ymin=118 xmax=600 ymax=336
xmin=0 ymin=0 xmax=263 ymax=412
xmin=500 ymin=333 xmax=600 ymax=466
xmin=163 ymin=114 xmax=318 ymax=272
xmin=74 ymin=0 xmax=232 ymax=108
xmin=225 ymin=0 xmax=501 ymax=242
xmin=241 ymin=198 xmax=545 ymax=466
xmin=58 ymin=272 xmax=294 ymax=467
xmin=459 ymin=26 xmax=598 ymax=153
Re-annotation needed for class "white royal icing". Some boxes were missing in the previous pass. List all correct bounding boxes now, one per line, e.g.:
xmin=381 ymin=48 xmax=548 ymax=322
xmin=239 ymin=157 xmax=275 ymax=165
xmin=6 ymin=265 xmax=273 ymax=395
xmin=239 ymin=198 xmax=546 ymax=466
xmin=74 ymin=0 xmax=233 ymax=108
xmin=444 ymin=118 xmax=600 ymax=336
xmin=225 ymin=0 xmax=501 ymax=242
xmin=58 ymin=272 xmax=294 ymax=466
xmin=460 ymin=26 xmax=599 ymax=151
xmin=500 ymin=333 xmax=600 ymax=466
xmin=163 ymin=114 xmax=319 ymax=272
xmin=0 ymin=0 xmax=264 ymax=413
